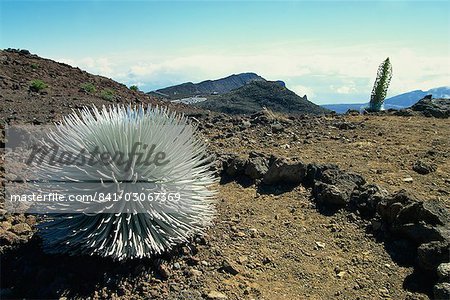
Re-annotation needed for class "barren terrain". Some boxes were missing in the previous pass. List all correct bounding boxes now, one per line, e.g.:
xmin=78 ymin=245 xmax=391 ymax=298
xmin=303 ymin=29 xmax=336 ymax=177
xmin=1 ymin=50 xmax=449 ymax=299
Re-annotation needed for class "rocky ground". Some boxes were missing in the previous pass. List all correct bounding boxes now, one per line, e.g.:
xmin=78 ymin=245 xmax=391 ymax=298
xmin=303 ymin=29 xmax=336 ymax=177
xmin=2 ymin=111 xmax=449 ymax=300
xmin=1 ymin=50 xmax=449 ymax=299
xmin=200 ymin=111 xmax=450 ymax=203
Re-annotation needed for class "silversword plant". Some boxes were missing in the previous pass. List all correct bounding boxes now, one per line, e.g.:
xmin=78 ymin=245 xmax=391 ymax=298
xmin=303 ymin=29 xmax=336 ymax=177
xmin=33 ymin=104 xmax=216 ymax=260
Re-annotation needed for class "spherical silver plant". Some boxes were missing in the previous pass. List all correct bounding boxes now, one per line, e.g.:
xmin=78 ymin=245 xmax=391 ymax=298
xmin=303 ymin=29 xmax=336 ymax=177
xmin=33 ymin=104 xmax=216 ymax=260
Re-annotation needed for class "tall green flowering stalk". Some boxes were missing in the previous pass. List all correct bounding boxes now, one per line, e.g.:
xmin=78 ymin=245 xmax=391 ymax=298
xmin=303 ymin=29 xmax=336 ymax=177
xmin=369 ymin=57 xmax=392 ymax=112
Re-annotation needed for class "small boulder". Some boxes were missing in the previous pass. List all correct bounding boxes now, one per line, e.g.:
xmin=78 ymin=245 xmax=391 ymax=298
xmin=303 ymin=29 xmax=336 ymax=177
xmin=313 ymin=182 xmax=350 ymax=206
xmin=351 ymin=184 xmax=388 ymax=218
xmin=304 ymin=163 xmax=339 ymax=187
xmin=250 ymin=111 xmax=270 ymax=124
xmin=241 ymin=120 xmax=251 ymax=128
xmin=394 ymin=199 xmax=450 ymax=227
xmin=313 ymin=169 xmax=365 ymax=207
xmin=157 ymin=263 xmax=171 ymax=279
xmin=377 ymin=190 xmax=417 ymax=226
xmin=385 ymin=198 xmax=450 ymax=244
xmin=402 ymin=177 xmax=414 ymax=183
xmin=224 ymin=156 xmax=247 ymax=177
xmin=263 ymin=156 xmax=306 ymax=185
xmin=411 ymin=97 xmax=450 ymax=118
xmin=271 ymin=123 xmax=284 ymax=133
xmin=245 ymin=156 xmax=269 ymax=179
xmin=333 ymin=121 xmax=357 ymax=130
xmin=220 ymin=259 xmax=240 ymax=275
xmin=417 ymin=241 xmax=450 ymax=272
xmin=413 ymin=160 xmax=437 ymax=175
xmin=319 ymin=169 xmax=366 ymax=187
xmin=392 ymin=223 xmax=449 ymax=245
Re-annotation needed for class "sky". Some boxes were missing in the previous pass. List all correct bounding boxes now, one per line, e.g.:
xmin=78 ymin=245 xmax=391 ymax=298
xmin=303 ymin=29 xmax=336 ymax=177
xmin=0 ymin=0 xmax=449 ymax=104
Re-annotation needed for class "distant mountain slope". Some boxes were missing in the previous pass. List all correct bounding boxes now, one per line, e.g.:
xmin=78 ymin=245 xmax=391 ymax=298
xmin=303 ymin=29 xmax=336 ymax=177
xmin=148 ymin=72 xmax=269 ymax=99
xmin=0 ymin=49 xmax=188 ymax=125
xmin=321 ymin=86 xmax=450 ymax=113
xmin=320 ymin=103 xmax=365 ymax=114
xmin=194 ymin=80 xmax=329 ymax=115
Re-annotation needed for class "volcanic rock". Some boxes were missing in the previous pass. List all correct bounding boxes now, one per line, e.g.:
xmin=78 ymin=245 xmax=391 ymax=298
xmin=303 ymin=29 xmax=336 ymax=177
xmin=411 ymin=97 xmax=450 ymax=118
xmin=263 ymin=156 xmax=306 ymax=185
xmin=417 ymin=241 xmax=450 ymax=272
xmin=413 ymin=159 xmax=437 ymax=175
xmin=245 ymin=156 xmax=269 ymax=179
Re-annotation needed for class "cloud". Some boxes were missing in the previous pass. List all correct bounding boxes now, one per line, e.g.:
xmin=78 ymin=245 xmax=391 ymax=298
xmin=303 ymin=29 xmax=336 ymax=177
xmin=332 ymin=85 xmax=357 ymax=95
xmin=58 ymin=42 xmax=450 ymax=104
xmin=59 ymin=56 xmax=115 ymax=77
xmin=291 ymin=84 xmax=315 ymax=98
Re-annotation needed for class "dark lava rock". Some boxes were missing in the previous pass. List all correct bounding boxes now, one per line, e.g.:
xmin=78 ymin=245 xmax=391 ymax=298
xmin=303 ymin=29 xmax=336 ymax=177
xmin=313 ymin=183 xmax=350 ymax=206
xmin=376 ymin=190 xmax=450 ymax=244
xmin=245 ymin=156 xmax=269 ymax=179
xmin=411 ymin=97 xmax=450 ymax=118
xmin=223 ymin=155 xmax=247 ymax=177
xmin=319 ymin=169 xmax=366 ymax=187
xmin=392 ymin=223 xmax=449 ymax=245
xmin=262 ymin=156 xmax=306 ymax=185
xmin=377 ymin=190 xmax=417 ymax=226
xmin=380 ymin=197 xmax=450 ymax=244
xmin=393 ymin=109 xmax=417 ymax=117
xmin=271 ymin=123 xmax=284 ymax=133
xmin=333 ymin=121 xmax=357 ymax=130
xmin=417 ymin=241 xmax=450 ymax=272
xmin=351 ymin=184 xmax=389 ymax=218
xmin=413 ymin=159 xmax=437 ymax=174
xmin=220 ymin=259 xmax=240 ymax=275
xmin=394 ymin=200 xmax=450 ymax=227
xmin=250 ymin=110 xmax=271 ymax=124
xmin=5 ymin=48 xmax=31 ymax=55
xmin=304 ymin=163 xmax=339 ymax=187
xmin=157 ymin=263 xmax=171 ymax=280
xmin=313 ymin=168 xmax=366 ymax=207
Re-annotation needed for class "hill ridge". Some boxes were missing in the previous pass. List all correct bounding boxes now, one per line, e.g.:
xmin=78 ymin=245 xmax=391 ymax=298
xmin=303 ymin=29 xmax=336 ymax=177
xmin=148 ymin=72 xmax=278 ymax=99
xmin=194 ymin=80 xmax=329 ymax=115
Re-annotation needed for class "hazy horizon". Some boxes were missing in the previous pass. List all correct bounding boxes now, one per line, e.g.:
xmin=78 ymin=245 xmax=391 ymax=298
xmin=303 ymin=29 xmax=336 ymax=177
xmin=1 ymin=0 xmax=449 ymax=104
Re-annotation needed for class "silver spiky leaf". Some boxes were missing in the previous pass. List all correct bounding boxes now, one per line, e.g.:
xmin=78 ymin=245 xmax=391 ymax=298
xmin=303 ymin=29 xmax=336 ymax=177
xmin=33 ymin=104 xmax=216 ymax=260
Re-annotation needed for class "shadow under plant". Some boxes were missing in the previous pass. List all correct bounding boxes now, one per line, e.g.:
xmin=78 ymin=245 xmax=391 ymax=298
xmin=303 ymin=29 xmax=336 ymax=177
xmin=0 ymin=234 xmax=203 ymax=299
